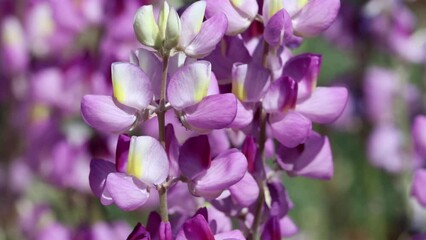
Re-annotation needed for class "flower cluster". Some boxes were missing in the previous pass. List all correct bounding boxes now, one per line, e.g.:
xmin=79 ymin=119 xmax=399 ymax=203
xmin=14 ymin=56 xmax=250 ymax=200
xmin=81 ymin=0 xmax=347 ymax=239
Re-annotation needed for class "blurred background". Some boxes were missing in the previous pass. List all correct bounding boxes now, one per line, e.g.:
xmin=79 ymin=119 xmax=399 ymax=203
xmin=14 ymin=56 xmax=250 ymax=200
xmin=1 ymin=0 xmax=426 ymax=239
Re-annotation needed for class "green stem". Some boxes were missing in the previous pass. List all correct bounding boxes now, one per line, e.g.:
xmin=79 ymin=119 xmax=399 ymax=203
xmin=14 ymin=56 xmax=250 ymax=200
xmin=158 ymin=52 xmax=170 ymax=222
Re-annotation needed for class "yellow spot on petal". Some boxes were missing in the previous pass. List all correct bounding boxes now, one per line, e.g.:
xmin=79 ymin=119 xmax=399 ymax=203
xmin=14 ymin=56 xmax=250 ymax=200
xmin=112 ymin=80 xmax=126 ymax=104
xmin=194 ymin=80 xmax=210 ymax=102
xmin=127 ymin=140 xmax=143 ymax=179
xmin=231 ymin=0 xmax=243 ymax=7
xmin=232 ymin=82 xmax=247 ymax=101
xmin=269 ymin=0 xmax=284 ymax=18
xmin=299 ymin=0 xmax=309 ymax=8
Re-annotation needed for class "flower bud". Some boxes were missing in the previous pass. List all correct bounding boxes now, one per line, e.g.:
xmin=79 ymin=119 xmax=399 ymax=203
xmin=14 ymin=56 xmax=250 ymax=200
xmin=165 ymin=7 xmax=181 ymax=49
xmin=158 ymin=1 xmax=170 ymax=41
xmin=133 ymin=5 xmax=160 ymax=49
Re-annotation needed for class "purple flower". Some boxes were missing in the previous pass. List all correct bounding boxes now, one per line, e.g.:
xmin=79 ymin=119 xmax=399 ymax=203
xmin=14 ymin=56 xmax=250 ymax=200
xmin=167 ymin=61 xmax=238 ymax=131
xmin=178 ymin=135 xmax=247 ymax=199
xmin=175 ymin=208 xmax=245 ymax=240
xmin=89 ymin=135 xmax=169 ymax=211
xmin=81 ymin=62 xmax=153 ymax=133
xmin=276 ymin=131 xmax=334 ymax=179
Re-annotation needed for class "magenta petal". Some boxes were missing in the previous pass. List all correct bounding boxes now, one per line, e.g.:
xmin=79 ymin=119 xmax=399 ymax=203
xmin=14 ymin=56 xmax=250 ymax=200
xmin=270 ymin=111 xmax=312 ymax=148
xmin=229 ymin=172 xmax=259 ymax=207
xmin=263 ymin=76 xmax=298 ymax=113
xmin=283 ymin=53 xmax=321 ymax=100
xmin=81 ymin=95 xmax=136 ymax=133
xmin=413 ymin=116 xmax=426 ymax=158
xmin=411 ymin=169 xmax=426 ymax=207
xmin=184 ymin=94 xmax=237 ymax=130
xmin=193 ymin=149 xmax=247 ymax=199
xmin=184 ymin=13 xmax=228 ymax=58
xmin=214 ymin=230 xmax=245 ymax=240
xmin=165 ymin=124 xmax=180 ymax=178
xmin=296 ymin=87 xmax=348 ymax=124
xmin=127 ymin=223 xmax=150 ymax=240
xmin=180 ymin=214 xmax=215 ymax=240
xmin=261 ymin=217 xmax=281 ymax=240
xmin=116 ymin=134 xmax=131 ymax=173
xmin=264 ymin=9 xmax=293 ymax=47
xmin=179 ymin=135 xmax=211 ymax=180
xmin=89 ymin=159 xmax=115 ymax=199
xmin=105 ymin=172 xmax=150 ymax=211
xmin=267 ymin=181 xmax=291 ymax=218
xmin=292 ymin=0 xmax=340 ymax=37
xmin=242 ymin=136 xmax=257 ymax=173
xmin=277 ymin=131 xmax=333 ymax=180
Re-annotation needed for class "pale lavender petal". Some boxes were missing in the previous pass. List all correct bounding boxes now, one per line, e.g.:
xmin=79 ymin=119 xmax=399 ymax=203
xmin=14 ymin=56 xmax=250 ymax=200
xmin=367 ymin=124 xmax=404 ymax=173
xmin=229 ymin=100 xmax=253 ymax=129
xmin=292 ymin=0 xmax=341 ymax=37
xmin=192 ymin=149 xmax=247 ymax=199
xmin=179 ymin=1 xmax=207 ymax=48
xmin=81 ymin=95 xmax=137 ymax=133
xmin=184 ymin=13 xmax=228 ymax=58
xmin=263 ymin=76 xmax=298 ymax=113
xmin=111 ymin=62 xmax=153 ymax=110
xmin=89 ymin=159 xmax=115 ymax=199
xmin=413 ymin=115 xmax=426 ymax=158
xmin=232 ymin=63 xmax=270 ymax=102
xmin=127 ymin=136 xmax=169 ymax=185
xmin=105 ymin=172 xmax=149 ymax=211
xmin=411 ymin=169 xmax=426 ymax=208
xmin=205 ymin=0 xmax=257 ymax=35
xmin=207 ymin=206 xmax=232 ymax=233
xmin=207 ymin=72 xmax=220 ymax=96
xmin=134 ymin=48 xmax=162 ymax=99
xmin=167 ymin=61 xmax=211 ymax=110
xmin=208 ymin=130 xmax=231 ymax=158
xmin=229 ymin=172 xmax=259 ymax=207
xmin=214 ymin=230 xmax=245 ymax=240
xmin=179 ymin=135 xmax=211 ymax=180
xmin=264 ymin=9 xmax=293 ymax=47
xmin=116 ymin=134 xmax=131 ymax=173
xmin=363 ymin=67 xmax=398 ymax=123
xmin=283 ymin=53 xmax=321 ymax=100
xmin=280 ymin=216 xmax=298 ymax=237
xmin=183 ymin=94 xmax=237 ymax=130
xmin=270 ymin=111 xmax=311 ymax=148
xmin=1 ymin=16 xmax=28 ymax=73
xmin=296 ymin=87 xmax=348 ymax=124
xmin=277 ymin=131 xmax=333 ymax=179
